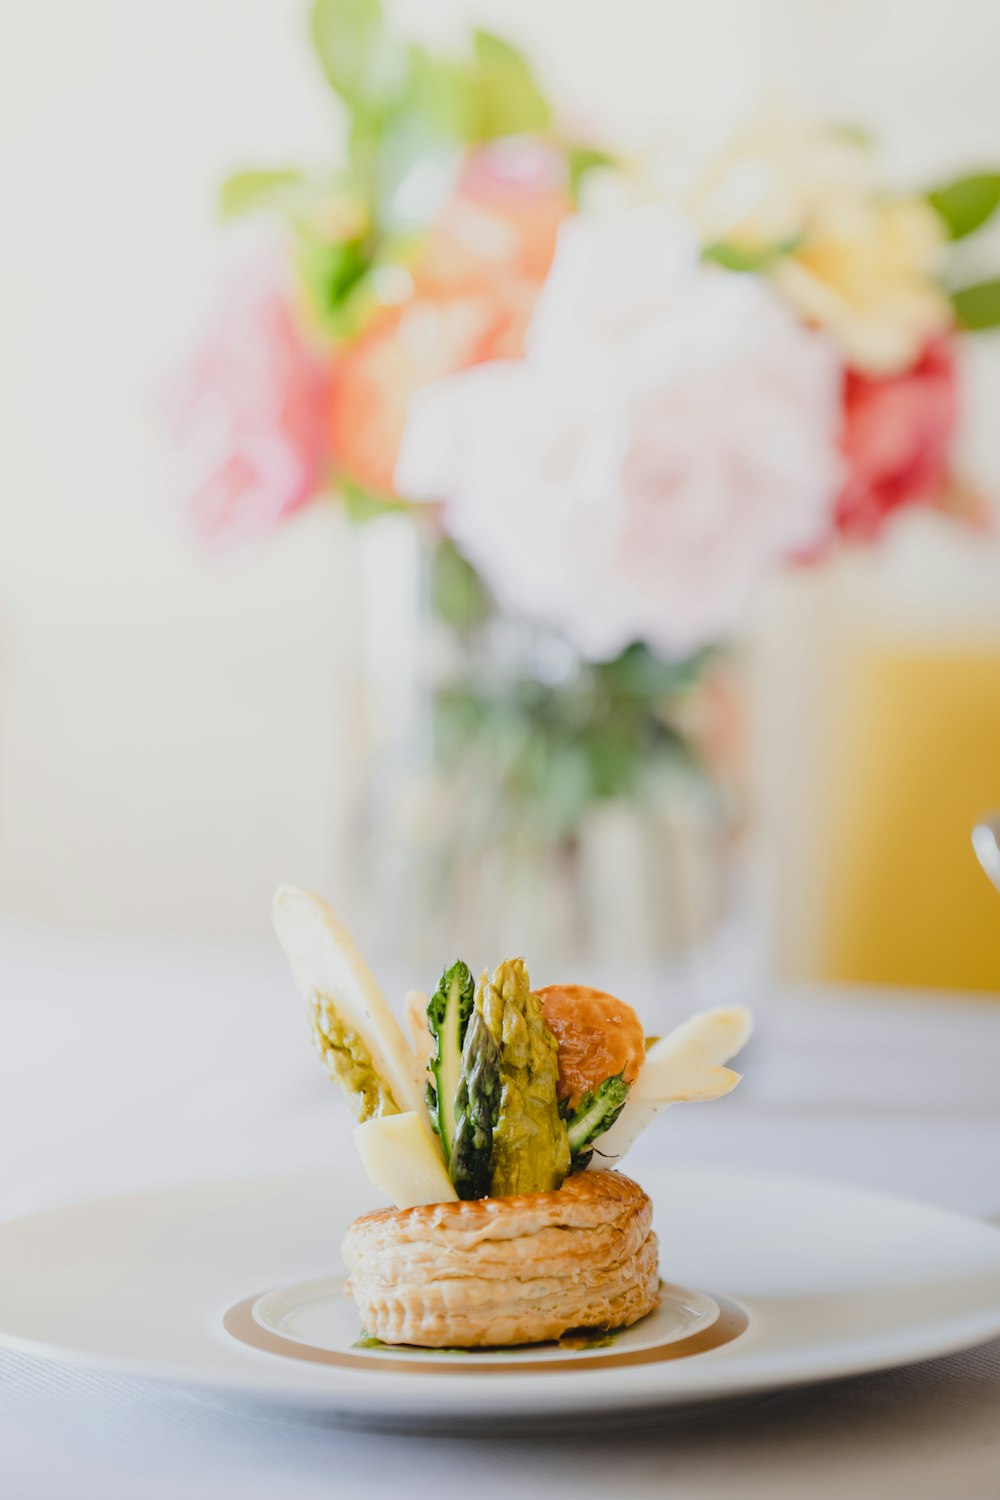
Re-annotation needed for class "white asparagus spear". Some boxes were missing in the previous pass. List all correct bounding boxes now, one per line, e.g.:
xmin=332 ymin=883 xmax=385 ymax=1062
xmin=590 ymin=1004 xmax=753 ymax=1168
xmin=272 ymin=886 xmax=428 ymax=1119
xmin=404 ymin=988 xmax=434 ymax=1068
xmin=355 ymin=1112 xmax=458 ymax=1208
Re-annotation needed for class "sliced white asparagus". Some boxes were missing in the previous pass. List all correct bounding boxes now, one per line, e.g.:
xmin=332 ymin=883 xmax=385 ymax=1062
xmin=404 ymin=988 xmax=433 ymax=1068
xmin=636 ymin=1060 xmax=742 ymax=1103
xmin=590 ymin=1004 xmax=753 ymax=1168
xmin=272 ymin=886 xmax=428 ymax=1119
xmin=355 ymin=1112 xmax=458 ymax=1208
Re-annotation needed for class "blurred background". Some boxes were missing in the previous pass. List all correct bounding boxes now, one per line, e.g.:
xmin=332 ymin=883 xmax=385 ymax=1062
xmin=2 ymin=0 xmax=1000 ymax=993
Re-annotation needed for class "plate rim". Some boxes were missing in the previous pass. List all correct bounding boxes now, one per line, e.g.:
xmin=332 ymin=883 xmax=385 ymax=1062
xmin=2 ymin=1166 xmax=1000 ymax=1418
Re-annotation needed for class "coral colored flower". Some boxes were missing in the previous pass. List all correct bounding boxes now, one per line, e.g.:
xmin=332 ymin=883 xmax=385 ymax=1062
xmin=169 ymin=264 xmax=329 ymax=544
xmin=836 ymin=338 xmax=958 ymax=539
xmin=330 ymin=141 xmax=570 ymax=496
xmin=328 ymin=285 xmax=536 ymax=498
xmin=416 ymin=139 xmax=571 ymax=295
xmin=396 ymin=210 xmax=844 ymax=662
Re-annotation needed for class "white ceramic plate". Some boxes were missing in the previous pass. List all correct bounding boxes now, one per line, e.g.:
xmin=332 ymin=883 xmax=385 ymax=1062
xmin=2 ymin=1166 xmax=999 ymax=1431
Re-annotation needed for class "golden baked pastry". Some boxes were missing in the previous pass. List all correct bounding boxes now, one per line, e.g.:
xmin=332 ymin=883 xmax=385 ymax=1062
xmin=342 ymin=1169 xmax=660 ymax=1347
xmin=537 ymin=984 xmax=647 ymax=1109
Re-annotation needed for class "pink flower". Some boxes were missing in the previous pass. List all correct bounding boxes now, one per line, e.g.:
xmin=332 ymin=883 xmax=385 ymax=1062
xmin=168 ymin=263 xmax=329 ymax=545
xmin=836 ymin=339 xmax=958 ymax=540
xmin=396 ymin=210 xmax=844 ymax=661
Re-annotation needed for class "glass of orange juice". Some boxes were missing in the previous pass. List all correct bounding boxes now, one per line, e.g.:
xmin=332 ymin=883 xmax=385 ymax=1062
xmin=754 ymin=524 xmax=1000 ymax=994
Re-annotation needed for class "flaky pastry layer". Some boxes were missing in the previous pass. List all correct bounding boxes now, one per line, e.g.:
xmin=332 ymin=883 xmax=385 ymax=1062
xmin=342 ymin=1169 xmax=661 ymax=1347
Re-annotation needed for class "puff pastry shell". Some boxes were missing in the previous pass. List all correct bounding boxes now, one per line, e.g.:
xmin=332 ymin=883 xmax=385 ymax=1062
xmin=342 ymin=1169 xmax=660 ymax=1347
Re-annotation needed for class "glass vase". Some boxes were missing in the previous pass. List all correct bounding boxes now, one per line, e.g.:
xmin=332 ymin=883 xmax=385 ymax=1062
xmin=354 ymin=516 xmax=738 ymax=978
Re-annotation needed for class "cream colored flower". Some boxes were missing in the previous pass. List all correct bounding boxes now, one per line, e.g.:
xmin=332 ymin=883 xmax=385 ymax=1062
xmin=687 ymin=109 xmax=875 ymax=252
xmin=687 ymin=107 xmax=952 ymax=375
xmin=773 ymin=196 xmax=951 ymax=375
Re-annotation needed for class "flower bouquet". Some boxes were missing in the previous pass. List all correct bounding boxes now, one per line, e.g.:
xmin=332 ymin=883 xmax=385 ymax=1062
xmin=171 ymin=0 xmax=998 ymax=965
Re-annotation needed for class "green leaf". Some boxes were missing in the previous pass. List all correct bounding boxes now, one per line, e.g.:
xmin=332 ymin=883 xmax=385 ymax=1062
xmin=347 ymin=113 xmax=382 ymax=204
xmin=471 ymin=29 xmax=550 ymax=139
xmin=703 ymin=238 xmax=798 ymax=272
xmin=371 ymin=116 xmax=461 ymax=233
xmin=598 ymin=641 xmax=710 ymax=700
xmin=310 ymin=0 xmax=403 ymax=110
xmin=432 ymin=539 xmax=491 ymax=631
xmin=829 ymin=122 xmax=873 ymax=149
xmin=320 ymin=236 xmax=370 ymax=307
xmin=405 ymin=46 xmax=477 ymax=144
xmin=950 ymin=278 xmax=1000 ymax=330
xmin=928 ymin=173 xmax=1000 ymax=240
xmin=581 ymin=721 xmax=640 ymax=800
xmin=218 ymin=168 xmax=305 ymax=219
xmin=347 ymin=112 xmax=454 ymax=233
xmin=341 ymin=480 xmax=408 ymax=521
xmin=534 ymin=740 xmax=593 ymax=838
xmin=295 ymin=236 xmax=373 ymax=335
xmin=310 ymin=0 xmax=378 ymax=100
xmin=567 ymin=144 xmax=615 ymax=199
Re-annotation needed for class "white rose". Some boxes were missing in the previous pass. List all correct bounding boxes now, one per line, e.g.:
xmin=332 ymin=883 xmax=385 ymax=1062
xmin=396 ymin=210 xmax=844 ymax=661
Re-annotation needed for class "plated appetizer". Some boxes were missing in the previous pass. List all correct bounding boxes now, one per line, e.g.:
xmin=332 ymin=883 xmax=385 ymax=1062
xmin=273 ymin=885 xmax=752 ymax=1348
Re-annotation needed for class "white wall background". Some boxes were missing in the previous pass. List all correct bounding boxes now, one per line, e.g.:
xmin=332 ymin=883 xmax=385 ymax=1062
xmin=2 ymin=0 xmax=1000 ymax=940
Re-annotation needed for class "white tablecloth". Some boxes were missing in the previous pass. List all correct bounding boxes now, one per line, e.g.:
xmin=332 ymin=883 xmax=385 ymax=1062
xmin=3 ymin=926 xmax=1000 ymax=1499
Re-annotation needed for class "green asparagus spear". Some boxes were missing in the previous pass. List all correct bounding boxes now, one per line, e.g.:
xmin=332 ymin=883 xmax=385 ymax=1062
xmin=477 ymin=959 xmax=571 ymax=1197
xmin=450 ymin=1006 xmax=501 ymax=1199
xmin=425 ymin=961 xmax=475 ymax=1163
xmin=563 ymin=1073 xmax=629 ymax=1169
